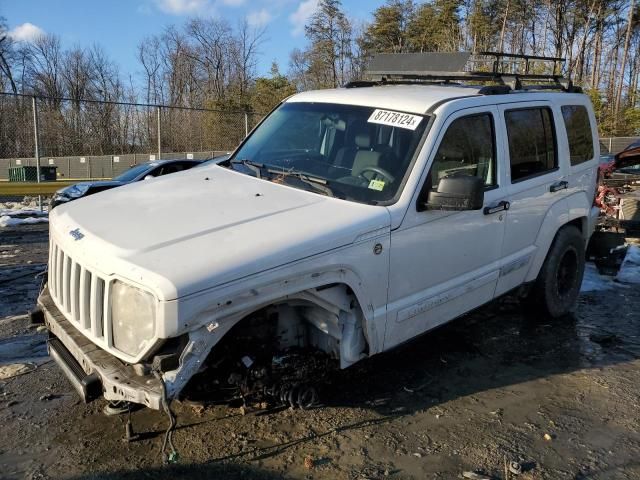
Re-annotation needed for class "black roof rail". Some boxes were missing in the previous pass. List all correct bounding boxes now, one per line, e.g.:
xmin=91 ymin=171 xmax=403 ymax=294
xmin=351 ymin=51 xmax=580 ymax=93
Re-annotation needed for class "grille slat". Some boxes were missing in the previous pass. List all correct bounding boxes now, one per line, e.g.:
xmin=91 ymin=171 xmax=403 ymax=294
xmin=63 ymin=255 xmax=71 ymax=313
xmin=90 ymin=276 xmax=104 ymax=339
xmin=49 ymin=243 xmax=57 ymax=298
xmin=70 ymin=262 xmax=80 ymax=322
xmin=103 ymin=284 xmax=111 ymax=346
xmin=56 ymin=248 xmax=64 ymax=302
xmin=49 ymin=240 xmax=109 ymax=348
xmin=79 ymin=269 xmax=91 ymax=329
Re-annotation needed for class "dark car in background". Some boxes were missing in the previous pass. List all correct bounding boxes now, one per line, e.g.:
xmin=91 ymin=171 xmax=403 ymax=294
xmin=618 ymin=140 xmax=640 ymax=174
xmin=50 ymin=159 xmax=203 ymax=209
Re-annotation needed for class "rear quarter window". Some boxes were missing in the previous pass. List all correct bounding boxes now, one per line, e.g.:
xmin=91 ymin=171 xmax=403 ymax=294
xmin=561 ymin=105 xmax=594 ymax=165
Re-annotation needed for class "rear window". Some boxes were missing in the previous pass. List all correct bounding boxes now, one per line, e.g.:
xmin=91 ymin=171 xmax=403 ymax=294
xmin=505 ymin=107 xmax=557 ymax=182
xmin=561 ymin=105 xmax=594 ymax=165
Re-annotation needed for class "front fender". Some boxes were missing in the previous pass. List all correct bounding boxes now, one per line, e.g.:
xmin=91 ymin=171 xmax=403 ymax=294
xmin=160 ymin=234 xmax=391 ymax=397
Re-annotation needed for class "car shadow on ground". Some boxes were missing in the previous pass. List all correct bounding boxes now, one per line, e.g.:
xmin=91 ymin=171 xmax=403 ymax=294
xmin=66 ymin=462 xmax=285 ymax=479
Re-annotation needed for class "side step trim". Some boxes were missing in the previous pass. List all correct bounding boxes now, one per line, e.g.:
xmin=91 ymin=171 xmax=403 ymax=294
xmin=48 ymin=337 xmax=102 ymax=403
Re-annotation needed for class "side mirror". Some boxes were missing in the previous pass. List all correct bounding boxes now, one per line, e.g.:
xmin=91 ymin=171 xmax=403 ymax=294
xmin=143 ymin=174 xmax=154 ymax=180
xmin=422 ymin=175 xmax=484 ymax=211
xmin=614 ymin=145 xmax=640 ymax=170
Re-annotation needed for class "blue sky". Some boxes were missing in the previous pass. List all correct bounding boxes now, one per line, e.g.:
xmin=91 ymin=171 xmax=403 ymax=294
xmin=2 ymin=0 xmax=386 ymax=82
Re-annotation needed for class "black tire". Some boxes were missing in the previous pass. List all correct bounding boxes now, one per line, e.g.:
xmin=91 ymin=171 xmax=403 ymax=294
xmin=525 ymin=225 xmax=585 ymax=318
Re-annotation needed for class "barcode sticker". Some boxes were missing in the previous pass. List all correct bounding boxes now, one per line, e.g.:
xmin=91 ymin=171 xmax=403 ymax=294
xmin=368 ymin=109 xmax=423 ymax=130
xmin=368 ymin=179 xmax=385 ymax=191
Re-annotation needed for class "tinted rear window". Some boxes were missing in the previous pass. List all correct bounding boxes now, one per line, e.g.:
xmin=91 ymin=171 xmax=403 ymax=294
xmin=505 ymin=107 xmax=557 ymax=182
xmin=561 ymin=105 xmax=594 ymax=165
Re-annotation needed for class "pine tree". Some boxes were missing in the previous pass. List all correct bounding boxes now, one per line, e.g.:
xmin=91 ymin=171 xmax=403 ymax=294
xmin=360 ymin=0 xmax=414 ymax=54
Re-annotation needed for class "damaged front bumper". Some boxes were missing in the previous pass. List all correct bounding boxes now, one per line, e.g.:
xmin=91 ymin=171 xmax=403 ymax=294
xmin=38 ymin=286 xmax=164 ymax=409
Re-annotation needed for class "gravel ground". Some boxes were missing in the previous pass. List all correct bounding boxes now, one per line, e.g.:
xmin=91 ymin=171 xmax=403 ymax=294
xmin=1 ymin=223 xmax=640 ymax=480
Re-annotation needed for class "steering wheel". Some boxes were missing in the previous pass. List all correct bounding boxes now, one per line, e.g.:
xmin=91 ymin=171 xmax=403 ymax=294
xmin=358 ymin=165 xmax=395 ymax=183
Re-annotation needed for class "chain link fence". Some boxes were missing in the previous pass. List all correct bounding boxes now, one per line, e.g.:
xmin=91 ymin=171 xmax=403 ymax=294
xmin=600 ymin=137 xmax=639 ymax=155
xmin=0 ymin=92 xmax=265 ymax=181
xmin=0 ymin=92 xmax=264 ymax=219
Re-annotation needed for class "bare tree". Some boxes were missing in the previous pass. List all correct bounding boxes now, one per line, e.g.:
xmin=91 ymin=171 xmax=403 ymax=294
xmin=615 ymin=0 xmax=635 ymax=119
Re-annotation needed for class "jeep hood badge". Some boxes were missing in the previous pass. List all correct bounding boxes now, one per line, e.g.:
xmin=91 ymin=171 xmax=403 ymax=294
xmin=69 ymin=228 xmax=85 ymax=241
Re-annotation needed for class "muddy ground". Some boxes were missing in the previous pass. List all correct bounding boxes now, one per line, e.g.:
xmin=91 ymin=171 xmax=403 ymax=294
xmin=1 ymin=223 xmax=640 ymax=480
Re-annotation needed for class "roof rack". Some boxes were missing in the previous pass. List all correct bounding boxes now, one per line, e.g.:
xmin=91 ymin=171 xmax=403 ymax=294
xmin=346 ymin=51 xmax=581 ymax=93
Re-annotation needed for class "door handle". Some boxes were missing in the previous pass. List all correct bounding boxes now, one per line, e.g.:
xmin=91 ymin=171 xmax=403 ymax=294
xmin=483 ymin=200 xmax=510 ymax=215
xmin=550 ymin=180 xmax=568 ymax=193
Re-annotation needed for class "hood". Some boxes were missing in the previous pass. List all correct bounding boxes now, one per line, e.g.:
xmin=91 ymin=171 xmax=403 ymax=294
xmin=50 ymin=165 xmax=390 ymax=299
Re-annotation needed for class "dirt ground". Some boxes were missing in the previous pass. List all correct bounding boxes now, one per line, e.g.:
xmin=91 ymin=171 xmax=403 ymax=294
xmin=1 ymin=223 xmax=640 ymax=480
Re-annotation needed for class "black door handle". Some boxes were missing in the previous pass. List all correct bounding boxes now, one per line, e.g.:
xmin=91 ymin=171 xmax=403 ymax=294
xmin=550 ymin=180 xmax=568 ymax=193
xmin=483 ymin=200 xmax=510 ymax=215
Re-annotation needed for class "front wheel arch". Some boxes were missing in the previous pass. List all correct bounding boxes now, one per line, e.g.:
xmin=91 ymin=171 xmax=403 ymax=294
xmin=163 ymin=282 xmax=371 ymax=399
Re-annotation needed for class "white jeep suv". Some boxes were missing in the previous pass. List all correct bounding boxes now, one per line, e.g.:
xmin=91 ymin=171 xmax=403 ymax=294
xmin=38 ymin=57 xmax=600 ymax=410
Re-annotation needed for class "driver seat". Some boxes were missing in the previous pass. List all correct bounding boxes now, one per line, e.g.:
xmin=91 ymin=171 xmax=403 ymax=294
xmin=335 ymin=132 xmax=382 ymax=178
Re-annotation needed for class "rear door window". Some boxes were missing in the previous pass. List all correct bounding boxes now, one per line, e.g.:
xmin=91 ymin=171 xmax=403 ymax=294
xmin=561 ymin=105 xmax=594 ymax=165
xmin=505 ymin=107 xmax=557 ymax=182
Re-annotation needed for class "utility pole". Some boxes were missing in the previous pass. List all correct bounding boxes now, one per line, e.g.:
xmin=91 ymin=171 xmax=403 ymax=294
xmin=32 ymin=96 xmax=42 ymax=211
xmin=157 ymin=106 xmax=162 ymax=160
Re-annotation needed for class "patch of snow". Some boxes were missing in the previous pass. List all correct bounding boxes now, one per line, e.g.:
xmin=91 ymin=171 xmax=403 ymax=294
xmin=617 ymin=245 xmax=640 ymax=284
xmin=581 ymin=244 xmax=640 ymax=292
xmin=581 ymin=262 xmax=617 ymax=292
xmin=0 ymin=197 xmax=48 ymax=216
xmin=0 ymin=215 xmax=49 ymax=227
xmin=0 ymin=208 xmax=47 ymax=217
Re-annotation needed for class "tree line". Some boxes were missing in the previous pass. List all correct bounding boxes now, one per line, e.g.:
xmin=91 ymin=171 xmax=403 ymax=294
xmin=0 ymin=0 xmax=638 ymax=158
xmin=291 ymin=0 xmax=639 ymax=136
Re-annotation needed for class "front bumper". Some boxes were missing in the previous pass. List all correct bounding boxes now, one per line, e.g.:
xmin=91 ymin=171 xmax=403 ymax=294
xmin=38 ymin=286 xmax=164 ymax=409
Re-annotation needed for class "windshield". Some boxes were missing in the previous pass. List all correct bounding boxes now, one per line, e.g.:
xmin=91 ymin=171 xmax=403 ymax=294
xmin=229 ymin=102 xmax=429 ymax=204
xmin=113 ymin=163 xmax=153 ymax=182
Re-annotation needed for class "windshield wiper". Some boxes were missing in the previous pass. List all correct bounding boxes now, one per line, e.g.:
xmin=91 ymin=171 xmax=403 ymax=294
xmin=230 ymin=158 xmax=265 ymax=178
xmin=266 ymin=168 xmax=339 ymax=198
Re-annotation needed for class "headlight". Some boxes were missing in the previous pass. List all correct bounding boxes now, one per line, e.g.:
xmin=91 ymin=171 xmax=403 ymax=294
xmin=59 ymin=184 xmax=91 ymax=198
xmin=111 ymin=280 xmax=156 ymax=357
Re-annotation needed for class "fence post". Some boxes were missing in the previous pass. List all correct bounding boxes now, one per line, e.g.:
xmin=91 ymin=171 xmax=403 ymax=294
xmin=157 ymin=106 xmax=162 ymax=160
xmin=244 ymin=112 xmax=249 ymax=137
xmin=609 ymin=138 xmax=612 ymax=153
xmin=31 ymin=96 xmax=42 ymax=211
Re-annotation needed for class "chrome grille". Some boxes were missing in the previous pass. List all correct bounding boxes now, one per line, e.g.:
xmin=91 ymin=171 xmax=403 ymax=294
xmin=48 ymin=239 xmax=111 ymax=347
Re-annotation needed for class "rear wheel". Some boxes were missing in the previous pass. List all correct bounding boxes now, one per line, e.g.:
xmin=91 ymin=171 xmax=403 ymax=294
xmin=525 ymin=225 xmax=585 ymax=318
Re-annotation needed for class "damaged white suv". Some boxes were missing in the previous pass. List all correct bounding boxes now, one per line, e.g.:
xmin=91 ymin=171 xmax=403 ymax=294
xmin=38 ymin=53 xmax=600 ymax=410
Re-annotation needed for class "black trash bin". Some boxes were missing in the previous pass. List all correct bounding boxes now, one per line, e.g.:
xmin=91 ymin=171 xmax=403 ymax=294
xmin=8 ymin=165 xmax=57 ymax=182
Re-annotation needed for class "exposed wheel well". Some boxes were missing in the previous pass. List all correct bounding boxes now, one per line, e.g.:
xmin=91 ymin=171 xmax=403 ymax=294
xmin=204 ymin=283 xmax=370 ymax=370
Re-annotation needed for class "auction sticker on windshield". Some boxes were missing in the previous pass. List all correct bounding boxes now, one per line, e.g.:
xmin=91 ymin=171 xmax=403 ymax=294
xmin=368 ymin=109 xmax=423 ymax=130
